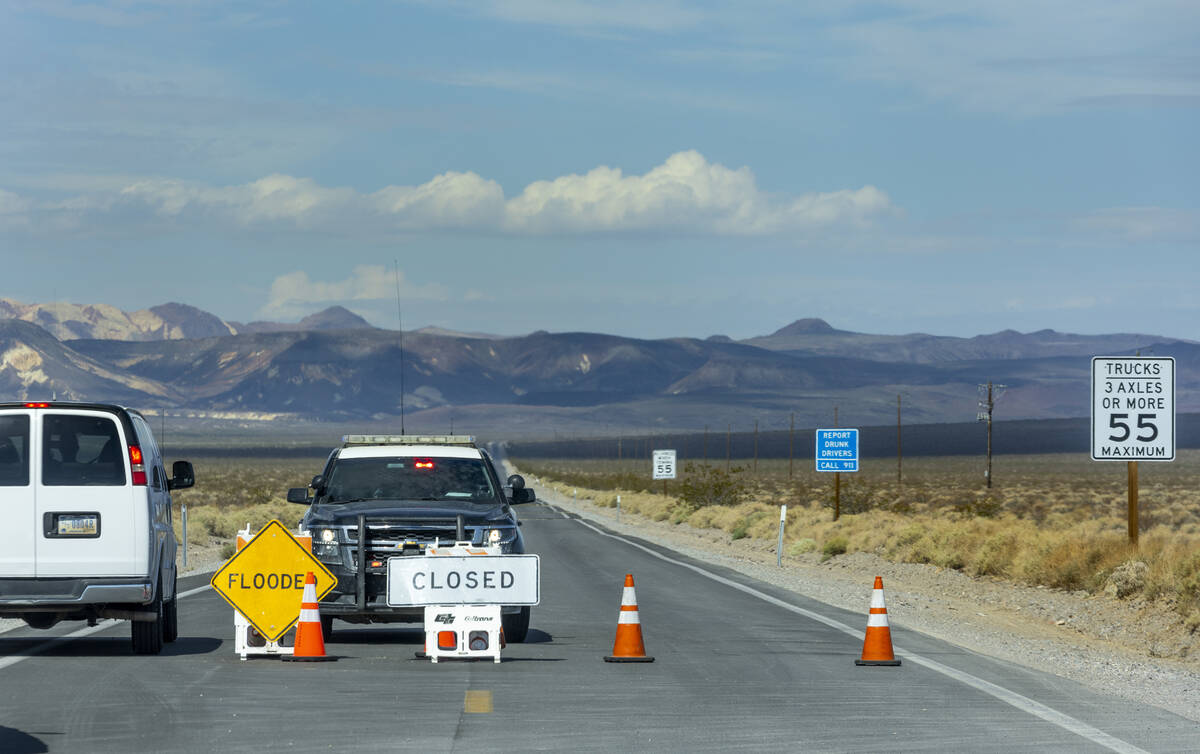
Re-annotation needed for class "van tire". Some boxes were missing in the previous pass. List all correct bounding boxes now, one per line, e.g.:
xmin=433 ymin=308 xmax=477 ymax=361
xmin=162 ymin=576 xmax=178 ymax=643
xmin=132 ymin=579 xmax=165 ymax=655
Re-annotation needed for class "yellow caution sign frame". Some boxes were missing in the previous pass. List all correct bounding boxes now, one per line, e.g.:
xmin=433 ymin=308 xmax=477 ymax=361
xmin=210 ymin=520 xmax=337 ymax=642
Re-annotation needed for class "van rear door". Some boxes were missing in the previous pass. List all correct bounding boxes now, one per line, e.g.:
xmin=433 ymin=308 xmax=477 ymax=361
xmin=0 ymin=411 xmax=35 ymax=577
xmin=36 ymin=410 xmax=138 ymax=577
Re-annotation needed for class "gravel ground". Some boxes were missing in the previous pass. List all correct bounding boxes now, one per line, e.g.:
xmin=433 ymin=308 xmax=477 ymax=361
xmin=527 ymin=476 xmax=1200 ymax=724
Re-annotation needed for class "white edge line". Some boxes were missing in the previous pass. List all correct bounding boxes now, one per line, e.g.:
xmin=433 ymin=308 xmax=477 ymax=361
xmin=0 ymin=583 xmax=213 ymax=672
xmin=558 ymin=506 xmax=1149 ymax=754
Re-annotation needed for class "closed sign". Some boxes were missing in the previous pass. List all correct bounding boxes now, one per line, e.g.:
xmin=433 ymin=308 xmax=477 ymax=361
xmin=387 ymin=555 xmax=540 ymax=606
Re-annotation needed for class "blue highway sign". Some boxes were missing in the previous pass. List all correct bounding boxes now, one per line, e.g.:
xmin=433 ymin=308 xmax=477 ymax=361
xmin=816 ymin=429 xmax=859 ymax=472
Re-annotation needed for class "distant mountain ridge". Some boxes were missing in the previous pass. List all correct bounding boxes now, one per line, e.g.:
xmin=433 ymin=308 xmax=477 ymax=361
xmin=0 ymin=299 xmax=373 ymax=341
xmin=743 ymin=318 xmax=1192 ymax=363
xmin=1 ymin=302 xmax=1195 ymax=430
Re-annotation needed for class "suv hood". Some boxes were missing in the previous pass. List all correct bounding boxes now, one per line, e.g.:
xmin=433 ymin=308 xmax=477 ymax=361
xmin=307 ymin=500 xmax=511 ymax=525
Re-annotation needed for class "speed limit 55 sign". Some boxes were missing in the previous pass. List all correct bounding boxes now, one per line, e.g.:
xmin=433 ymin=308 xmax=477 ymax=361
xmin=1092 ymin=357 xmax=1175 ymax=461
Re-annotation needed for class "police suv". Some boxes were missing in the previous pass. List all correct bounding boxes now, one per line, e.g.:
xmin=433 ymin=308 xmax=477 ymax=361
xmin=0 ymin=402 xmax=195 ymax=654
xmin=287 ymin=435 xmax=535 ymax=642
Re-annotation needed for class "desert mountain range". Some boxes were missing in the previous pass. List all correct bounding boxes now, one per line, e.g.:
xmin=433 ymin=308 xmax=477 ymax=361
xmin=0 ymin=300 xmax=1195 ymax=432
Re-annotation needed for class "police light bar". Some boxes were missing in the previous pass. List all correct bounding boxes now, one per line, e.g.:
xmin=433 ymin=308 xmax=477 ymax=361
xmin=341 ymin=434 xmax=477 ymax=447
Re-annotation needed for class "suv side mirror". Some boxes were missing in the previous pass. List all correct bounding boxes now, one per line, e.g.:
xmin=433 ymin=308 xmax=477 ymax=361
xmin=505 ymin=474 xmax=534 ymax=504
xmin=287 ymin=487 xmax=312 ymax=504
xmin=167 ymin=460 xmax=194 ymax=491
xmin=512 ymin=488 xmax=536 ymax=504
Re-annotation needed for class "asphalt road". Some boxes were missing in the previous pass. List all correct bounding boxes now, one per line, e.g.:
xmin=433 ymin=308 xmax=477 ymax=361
xmin=0 ymin=501 xmax=1195 ymax=753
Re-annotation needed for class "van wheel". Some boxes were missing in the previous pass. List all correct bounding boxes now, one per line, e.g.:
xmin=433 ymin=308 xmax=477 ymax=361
xmin=163 ymin=576 xmax=178 ymax=643
xmin=501 ymin=606 xmax=530 ymax=643
xmin=132 ymin=580 xmax=165 ymax=655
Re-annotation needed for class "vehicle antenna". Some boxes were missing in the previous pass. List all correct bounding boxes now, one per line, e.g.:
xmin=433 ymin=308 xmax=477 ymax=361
xmin=394 ymin=259 xmax=405 ymax=435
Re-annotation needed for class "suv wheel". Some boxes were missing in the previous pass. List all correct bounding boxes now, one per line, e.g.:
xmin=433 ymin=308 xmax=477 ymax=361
xmin=162 ymin=575 xmax=178 ymax=643
xmin=502 ymin=606 xmax=530 ymax=643
xmin=131 ymin=578 xmax=165 ymax=655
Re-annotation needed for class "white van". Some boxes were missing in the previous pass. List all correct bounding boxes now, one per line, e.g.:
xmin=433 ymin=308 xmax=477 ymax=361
xmin=0 ymin=402 xmax=194 ymax=654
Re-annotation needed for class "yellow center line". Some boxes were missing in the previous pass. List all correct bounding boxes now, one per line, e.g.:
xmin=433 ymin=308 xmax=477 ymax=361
xmin=464 ymin=689 xmax=493 ymax=714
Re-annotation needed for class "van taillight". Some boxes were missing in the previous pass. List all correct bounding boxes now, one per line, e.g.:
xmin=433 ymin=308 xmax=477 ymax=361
xmin=129 ymin=445 xmax=147 ymax=485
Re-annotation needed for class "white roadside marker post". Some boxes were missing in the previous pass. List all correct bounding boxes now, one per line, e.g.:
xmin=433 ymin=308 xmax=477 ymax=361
xmin=777 ymin=505 xmax=787 ymax=567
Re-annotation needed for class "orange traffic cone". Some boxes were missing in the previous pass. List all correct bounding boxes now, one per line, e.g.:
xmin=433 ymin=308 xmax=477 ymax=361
xmin=855 ymin=576 xmax=901 ymax=666
xmin=282 ymin=572 xmax=336 ymax=662
xmin=603 ymin=574 xmax=654 ymax=663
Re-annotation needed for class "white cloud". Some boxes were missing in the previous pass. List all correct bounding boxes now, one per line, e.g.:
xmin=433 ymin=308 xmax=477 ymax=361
xmin=0 ymin=190 xmax=32 ymax=231
xmin=503 ymin=151 xmax=890 ymax=234
xmin=262 ymin=265 xmax=451 ymax=318
xmin=0 ymin=151 xmax=895 ymax=238
xmin=1074 ymin=207 xmax=1199 ymax=241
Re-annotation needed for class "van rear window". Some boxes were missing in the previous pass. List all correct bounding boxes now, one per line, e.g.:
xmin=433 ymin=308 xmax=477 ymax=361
xmin=0 ymin=415 xmax=30 ymax=487
xmin=42 ymin=414 xmax=126 ymax=487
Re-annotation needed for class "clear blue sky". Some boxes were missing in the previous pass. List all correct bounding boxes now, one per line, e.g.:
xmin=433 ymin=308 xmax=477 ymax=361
xmin=1 ymin=1 xmax=1197 ymax=340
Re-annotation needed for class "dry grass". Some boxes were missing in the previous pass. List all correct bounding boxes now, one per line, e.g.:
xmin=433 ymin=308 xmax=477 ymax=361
xmin=516 ymin=450 xmax=1200 ymax=625
xmin=169 ymin=457 xmax=319 ymax=557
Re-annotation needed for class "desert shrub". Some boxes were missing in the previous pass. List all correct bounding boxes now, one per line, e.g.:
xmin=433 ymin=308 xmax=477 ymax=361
xmin=788 ymin=538 xmax=817 ymax=555
xmin=675 ymin=463 xmax=748 ymax=512
xmin=821 ymin=477 xmax=881 ymax=514
xmin=822 ymin=536 xmax=848 ymax=560
xmin=1104 ymin=560 xmax=1149 ymax=598
xmin=954 ymin=494 xmax=1003 ymax=518
xmin=972 ymin=530 xmax=1020 ymax=577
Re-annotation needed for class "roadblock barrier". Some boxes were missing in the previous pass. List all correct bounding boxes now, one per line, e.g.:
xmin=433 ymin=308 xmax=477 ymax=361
xmin=855 ymin=576 xmax=901 ymax=666
xmin=603 ymin=574 xmax=654 ymax=663
xmin=281 ymin=572 xmax=336 ymax=663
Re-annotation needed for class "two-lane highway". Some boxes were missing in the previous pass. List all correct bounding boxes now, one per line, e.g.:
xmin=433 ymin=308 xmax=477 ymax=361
xmin=1 ymin=500 xmax=1194 ymax=752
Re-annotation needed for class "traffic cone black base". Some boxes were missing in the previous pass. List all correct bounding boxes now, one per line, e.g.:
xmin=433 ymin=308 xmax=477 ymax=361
xmin=855 ymin=659 xmax=901 ymax=666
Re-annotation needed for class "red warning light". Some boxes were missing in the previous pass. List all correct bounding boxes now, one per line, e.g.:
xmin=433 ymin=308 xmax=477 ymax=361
xmin=24 ymin=402 xmax=50 ymax=408
xmin=414 ymin=458 xmax=435 ymax=469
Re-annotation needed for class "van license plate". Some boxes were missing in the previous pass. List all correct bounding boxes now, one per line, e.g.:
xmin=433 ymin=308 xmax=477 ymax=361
xmin=58 ymin=515 xmax=98 ymax=536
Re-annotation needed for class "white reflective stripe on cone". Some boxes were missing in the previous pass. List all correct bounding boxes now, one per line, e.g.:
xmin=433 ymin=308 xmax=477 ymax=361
xmin=867 ymin=613 xmax=890 ymax=627
xmin=302 ymin=586 xmax=318 ymax=601
xmin=870 ymin=590 xmax=886 ymax=609
xmin=618 ymin=611 xmax=641 ymax=624
xmin=621 ymin=588 xmax=638 ymax=606
xmin=299 ymin=608 xmax=321 ymax=622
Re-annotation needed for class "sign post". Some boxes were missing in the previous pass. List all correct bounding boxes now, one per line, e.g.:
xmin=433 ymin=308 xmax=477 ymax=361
xmin=1091 ymin=357 xmax=1175 ymax=546
xmin=816 ymin=429 xmax=859 ymax=520
xmin=653 ymin=449 xmax=677 ymax=497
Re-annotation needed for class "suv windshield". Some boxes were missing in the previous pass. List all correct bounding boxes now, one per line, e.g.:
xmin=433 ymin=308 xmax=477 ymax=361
xmin=324 ymin=457 xmax=499 ymax=505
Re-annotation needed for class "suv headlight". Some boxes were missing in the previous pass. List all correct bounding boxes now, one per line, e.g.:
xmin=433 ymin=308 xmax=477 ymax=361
xmin=313 ymin=528 xmax=341 ymax=563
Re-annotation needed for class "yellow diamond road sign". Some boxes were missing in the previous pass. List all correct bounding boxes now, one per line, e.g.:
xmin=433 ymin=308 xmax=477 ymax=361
xmin=210 ymin=520 xmax=337 ymax=642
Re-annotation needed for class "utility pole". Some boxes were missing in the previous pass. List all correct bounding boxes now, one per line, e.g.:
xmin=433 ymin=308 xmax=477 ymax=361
xmin=788 ymin=412 xmax=795 ymax=479
xmin=726 ymin=424 xmax=731 ymax=471
xmin=703 ymin=425 xmax=708 ymax=465
xmin=753 ymin=420 xmax=759 ymax=474
xmin=833 ymin=405 xmax=840 ymax=518
xmin=978 ymin=381 xmax=1007 ymax=489
xmin=897 ymin=393 xmax=902 ymax=486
